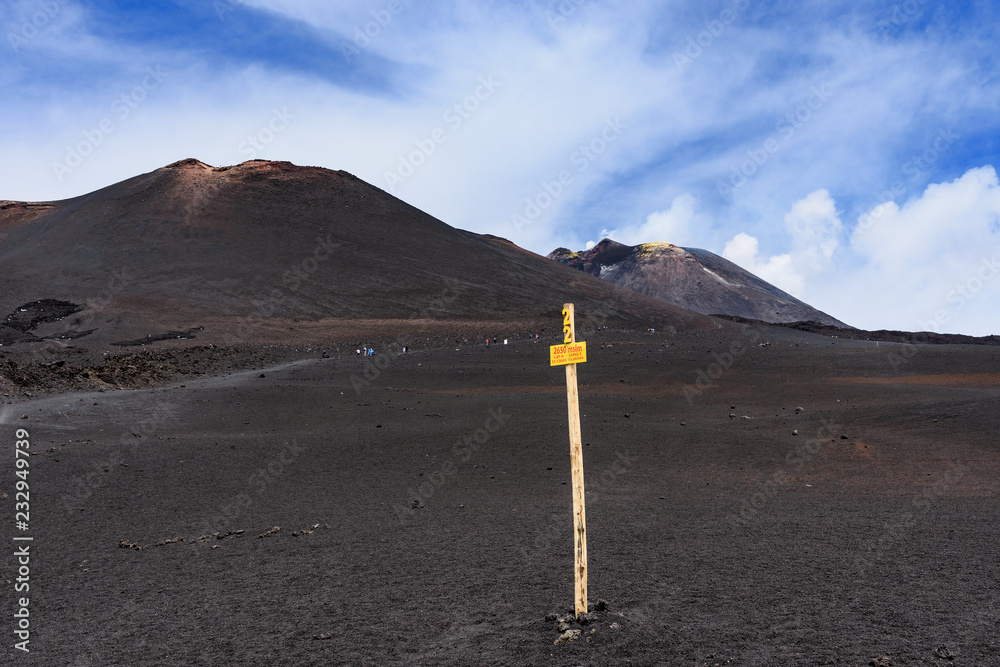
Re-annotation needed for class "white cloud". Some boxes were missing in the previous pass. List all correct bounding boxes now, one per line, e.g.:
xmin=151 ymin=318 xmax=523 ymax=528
xmin=722 ymin=232 xmax=800 ymax=294
xmin=602 ymin=193 xmax=701 ymax=247
xmin=722 ymin=189 xmax=843 ymax=298
xmin=784 ymin=188 xmax=842 ymax=265
xmin=834 ymin=166 xmax=1000 ymax=334
xmin=851 ymin=166 xmax=1000 ymax=269
xmin=722 ymin=171 xmax=1000 ymax=335
xmin=2 ymin=2 xmax=1000 ymax=332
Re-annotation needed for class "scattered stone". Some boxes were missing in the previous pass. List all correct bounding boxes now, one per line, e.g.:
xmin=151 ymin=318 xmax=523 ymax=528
xmin=795 ymin=406 xmax=804 ymax=413
xmin=679 ymin=421 xmax=686 ymax=426
xmin=313 ymin=633 xmax=332 ymax=640
xmin=729 ymin=413 xmax=736 ymax=418
xmin=411 ymin=499 xmax=424 ymax=509
xmin=216 ymin=530 xmax=245 ymax=540
xmin=155 ymin=537 xmax=184 ymax=547
xmin=870 ymin=657 xmax=891 ymax=667
xmin=610 ymin=622 xmax=620 ymax=630
xmin=792 ymin=429 xmax=799 ymax=436
xmin=841 ymin=435 xmax=848 ymax=439
xmin=258 ymin=526 xmax=281 ymax=539
xmin=557 ymin=621 xmax=572 ymax=632
xmin=554 ymin=629 xmax=581 ymax=644
xmin=21 ymin=414 xmax=27 ymax=419
xmin=544 ymin=613 xmax=558 ymax=623
xmin=933 ymin=645 xmax=954 ymax=660
xmin=118 ymin=540 xmax=146 ymax=551
xmin=594 ymin=598 xmax=609 ymax=612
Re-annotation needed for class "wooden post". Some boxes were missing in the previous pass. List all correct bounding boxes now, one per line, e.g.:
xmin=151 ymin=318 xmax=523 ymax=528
xmin=562 ymin=303 xmax=588 ymax=617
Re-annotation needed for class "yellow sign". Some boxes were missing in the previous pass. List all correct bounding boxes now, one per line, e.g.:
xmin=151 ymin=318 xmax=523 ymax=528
xmin=550 ymin=341 xmax=587 ymax=366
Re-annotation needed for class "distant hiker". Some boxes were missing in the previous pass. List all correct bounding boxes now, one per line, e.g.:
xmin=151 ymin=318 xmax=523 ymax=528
xmin=486 ymin=337 xmax=490 ymax=347
xmin=356 ymin=348 xmax=361 ymax=356
xmin=322 ymin=349 xmax=329 ymax=358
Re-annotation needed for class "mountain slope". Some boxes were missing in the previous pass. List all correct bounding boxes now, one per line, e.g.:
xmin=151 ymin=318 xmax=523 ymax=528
xmin=548 ymin=238 xmax=850 ymax=327
xmin=0 ymin=160 xmax=718 ymax=348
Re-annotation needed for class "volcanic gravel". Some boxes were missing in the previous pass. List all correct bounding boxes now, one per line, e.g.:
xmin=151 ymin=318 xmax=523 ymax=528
xmin=2 ymin=325 xmax=998 ymax=665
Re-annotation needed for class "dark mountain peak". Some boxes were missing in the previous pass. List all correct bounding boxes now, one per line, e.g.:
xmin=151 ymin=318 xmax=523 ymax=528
xmin=548 ymin=238 xmax=849 ymax=327
xmin=0 ymin=160 xmax=719 ymax=348
xmin=158 ymin=159 xmax=360 ymax=184
xmin=560 ymin=239 xmax=688 ymax=276
xmin=164 ymin=158 xmax=216 ymax=170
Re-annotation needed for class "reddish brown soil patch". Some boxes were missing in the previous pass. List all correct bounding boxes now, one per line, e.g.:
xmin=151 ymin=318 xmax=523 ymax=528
xmin=834 ymin=373 xmax=1000 ymax=386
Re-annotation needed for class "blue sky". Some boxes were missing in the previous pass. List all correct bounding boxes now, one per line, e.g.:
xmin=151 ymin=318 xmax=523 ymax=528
xmin=2 ymin=0 xmax=999 ymax=334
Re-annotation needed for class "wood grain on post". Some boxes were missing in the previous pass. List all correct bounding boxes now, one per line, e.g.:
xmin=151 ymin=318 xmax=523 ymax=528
xmin=563 ymin=303 xmax=588 ymax=617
